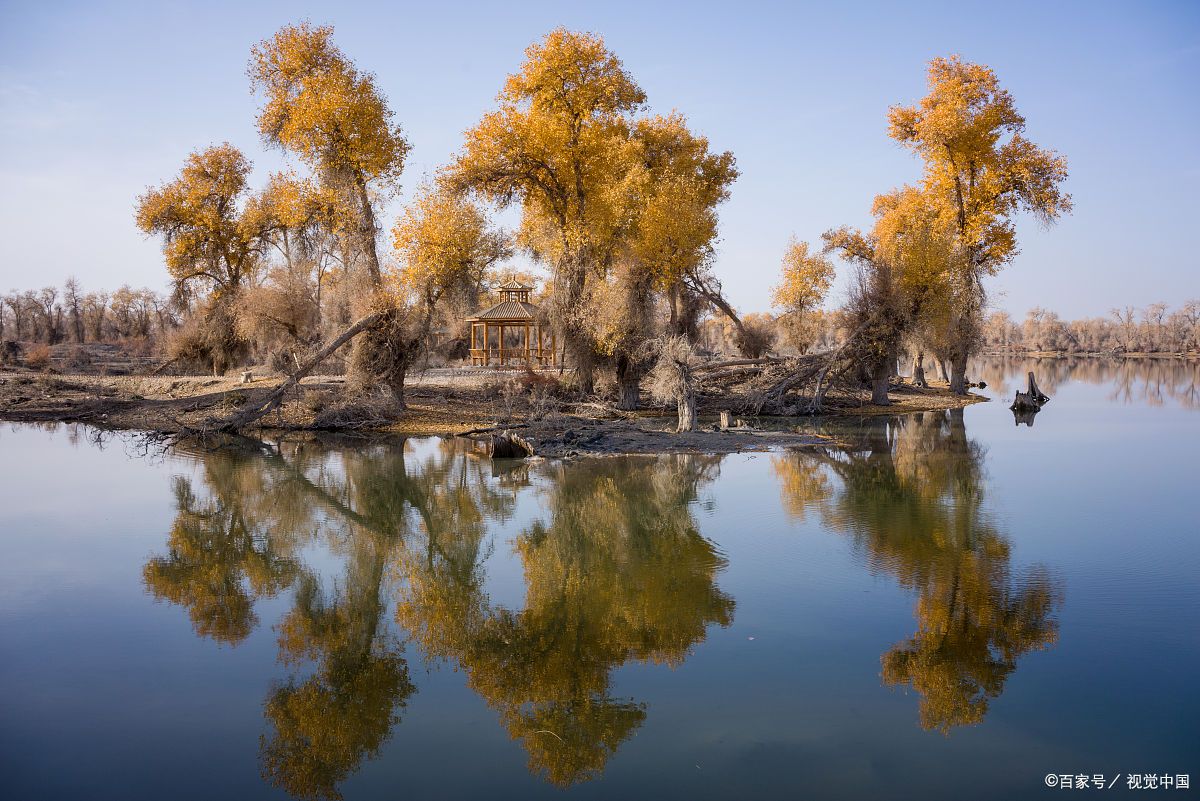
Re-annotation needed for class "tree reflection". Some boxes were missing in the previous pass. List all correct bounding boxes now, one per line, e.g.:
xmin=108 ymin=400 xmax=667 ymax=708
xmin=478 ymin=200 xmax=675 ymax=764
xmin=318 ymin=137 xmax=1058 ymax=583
xmin=772 ymin=410 xmax=1062 ymax=732
xmin=395 ymin=455 xmax=735 ymax=786
xmin=144 ymin=441 xmax=734 ymax=794
xmin=255 ymin=440 xmax=514 ymax=800
xmin=143 ymin=453 xmax=301 ymax=644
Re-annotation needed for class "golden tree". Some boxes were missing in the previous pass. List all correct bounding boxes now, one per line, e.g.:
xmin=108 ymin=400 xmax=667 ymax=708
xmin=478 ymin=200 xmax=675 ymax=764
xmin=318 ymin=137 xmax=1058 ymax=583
xmin=135 ymin=143 xmax=274 ymax=373
xmin=249 ymin=22 xmax=415 ymax=401
xmin=249 ymin=22 xmax=409 ymax=284
xmin=888 ymin=56 xmax=1071 ymax=392
xmin=773 ymin=411 xmax=1061 ymax=732
xmin=395 ymin=455 xmax=734 ymax=786
xmin=595 ymin=114 xmax=737 ymax=407
xmin=448 ymin=28 xmax=646 ymax=392
xmin=772 ymin=238 xmax=834 ymax=352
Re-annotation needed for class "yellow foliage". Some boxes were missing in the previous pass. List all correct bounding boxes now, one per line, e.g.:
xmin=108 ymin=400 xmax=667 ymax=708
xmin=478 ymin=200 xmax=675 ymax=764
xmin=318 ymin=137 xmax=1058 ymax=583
xmin=888 ymin=55 xmax=1071 ymax=275
xmin=771 ymin=238 xmax=834 ymax=315
xmin=390 ymin=182 xmax=510 ymax=306
xmin=134 ymin=143 xmax=268 ymax=297
xmin=249 ymin=22 xmax=409 ymax=189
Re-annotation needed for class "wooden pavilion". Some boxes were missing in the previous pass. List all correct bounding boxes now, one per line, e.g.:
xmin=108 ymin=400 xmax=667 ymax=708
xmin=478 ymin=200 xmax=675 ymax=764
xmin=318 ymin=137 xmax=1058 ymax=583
xmin=467 ymin=280 xmax=557 ymax=367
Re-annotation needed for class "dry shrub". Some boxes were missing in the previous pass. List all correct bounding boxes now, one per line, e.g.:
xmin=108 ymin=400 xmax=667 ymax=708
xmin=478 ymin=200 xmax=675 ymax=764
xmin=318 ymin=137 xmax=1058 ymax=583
xmin=24 ymin=344 xmax=52 ymax=371
xmin=517 ymin=366 xmax=562 ymax=393
xmin=485 ymin=368 xmax=570 ymax=421
xmin=167 ymin=300 xmax=248 ymax=375
xmin=302 ymin=389 xmax=335 ymax=415
xmin=220 ymin=391 xmax=249 ymax=410
xmin=267 ymin=347 xmax=298 ymax=376
xmin=347 ymin=306 xmax=412 ymax=398
xmin=311 ymin=392 xmax=397 ymax=430
xmin=498 ymin=376 xmax=522 ymax=420
xmin=736 ymin=319 xmax=776 ymax=358
xmin=528 ymin=383 xmax=560 ymax=420
xmin=126 ymin=336 xmax=156 ymax=357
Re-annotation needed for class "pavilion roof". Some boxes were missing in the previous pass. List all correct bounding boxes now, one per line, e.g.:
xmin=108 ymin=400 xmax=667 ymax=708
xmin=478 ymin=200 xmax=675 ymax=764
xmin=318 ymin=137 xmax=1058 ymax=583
xmin=497 ymin=278 xmax=533 ymax=291
xmin=468 ymin=299 xmax=539 ymax=321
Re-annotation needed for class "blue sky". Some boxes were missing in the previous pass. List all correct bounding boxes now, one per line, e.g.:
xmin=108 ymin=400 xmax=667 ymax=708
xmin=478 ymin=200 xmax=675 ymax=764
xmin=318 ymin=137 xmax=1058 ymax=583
xmin=0 ymin=0 xmax=1196 ymax=318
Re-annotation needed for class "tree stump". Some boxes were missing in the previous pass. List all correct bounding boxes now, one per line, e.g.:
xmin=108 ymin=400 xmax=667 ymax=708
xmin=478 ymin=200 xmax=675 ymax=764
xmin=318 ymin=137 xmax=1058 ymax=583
xmin=1010 ymin=371 xmax=1050 ymax=413
xmin=719 ymin=410 xmax=732 ymax=431
xmin=490 ymin=430 xmax=534 ymax=458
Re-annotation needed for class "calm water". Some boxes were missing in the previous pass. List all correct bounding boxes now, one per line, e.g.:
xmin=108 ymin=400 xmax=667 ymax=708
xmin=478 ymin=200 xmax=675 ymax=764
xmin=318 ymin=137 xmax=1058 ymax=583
xmin=1 ymin=358 xmax=1197 ymax=800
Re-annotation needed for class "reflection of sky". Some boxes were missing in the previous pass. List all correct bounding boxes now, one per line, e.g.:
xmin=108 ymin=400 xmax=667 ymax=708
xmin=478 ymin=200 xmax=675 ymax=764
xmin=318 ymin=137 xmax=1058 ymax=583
xmin=0 ymin=357 xmax=1197 ymax=800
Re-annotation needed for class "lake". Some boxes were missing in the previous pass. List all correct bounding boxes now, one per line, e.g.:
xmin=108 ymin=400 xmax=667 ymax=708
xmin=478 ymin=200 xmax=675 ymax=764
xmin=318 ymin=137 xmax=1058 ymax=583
xmin=1 ymin=357 xmax=1197 ymax=800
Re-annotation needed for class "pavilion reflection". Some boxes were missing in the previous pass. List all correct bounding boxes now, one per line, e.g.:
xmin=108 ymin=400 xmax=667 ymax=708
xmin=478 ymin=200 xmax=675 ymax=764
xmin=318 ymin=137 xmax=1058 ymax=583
xmin=772 ymin=409 xmax=1062 ymax=732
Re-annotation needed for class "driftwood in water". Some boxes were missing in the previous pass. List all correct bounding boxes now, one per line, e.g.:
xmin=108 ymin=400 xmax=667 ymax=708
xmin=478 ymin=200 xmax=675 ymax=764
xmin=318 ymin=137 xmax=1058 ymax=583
xmin=490 ymin=430 xmax=535 ymax=458
xmin=1010 ymin=371 xmax=1050 ymax=412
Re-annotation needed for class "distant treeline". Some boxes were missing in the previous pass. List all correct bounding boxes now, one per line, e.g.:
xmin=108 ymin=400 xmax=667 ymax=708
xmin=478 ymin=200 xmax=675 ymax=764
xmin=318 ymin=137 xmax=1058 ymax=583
xmin=981 ymin=303 xmax=1200 ymax=354
xmin=2 ymin=280 xmax=1194 ymax=361
xmin=0 ymin=281 xmax=176 ymax=348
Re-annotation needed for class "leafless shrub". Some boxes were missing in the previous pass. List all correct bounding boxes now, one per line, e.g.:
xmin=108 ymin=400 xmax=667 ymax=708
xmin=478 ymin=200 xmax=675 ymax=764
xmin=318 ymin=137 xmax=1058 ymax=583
xmin=220 ymin=391 xmax=249 ymax=410
xmin=498 ymin=376 xmax=522 ymax=421
xmin=24 ymin=344 xmax=52 ymax=370
xmin=302 ymin=389 xmax=335 ymax=415
xmin=167 ymin=299 xmax=248 ymax=375
xmin=528 ymin=383 xmax=560 ymax=421
xmin=735 ymin=318 xmax=775 ymax=358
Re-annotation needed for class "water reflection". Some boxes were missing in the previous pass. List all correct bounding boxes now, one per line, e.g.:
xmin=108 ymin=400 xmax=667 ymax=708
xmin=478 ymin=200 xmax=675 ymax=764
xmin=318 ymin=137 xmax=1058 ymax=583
xmin=396 ymin=455 xmax=734 ymax=786
xmin=772 ymin=409 xmax=1063 ymax=732
xmin=139 ymin=407 xmax=1063 ymax=798
xmin=143 ymin=440 xmax=733 ymax=797
xmin=974 ymin=355 xmax=1199 ymax=409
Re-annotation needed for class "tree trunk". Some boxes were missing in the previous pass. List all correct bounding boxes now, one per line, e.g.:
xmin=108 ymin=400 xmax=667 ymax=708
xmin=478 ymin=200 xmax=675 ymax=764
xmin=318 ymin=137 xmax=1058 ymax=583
xmin=355 ymin=179 xmax=382 ymax=283
xmin=870 ymin=357 xmax=892 ymax=406
xmin=387 ymin=367 xmax=407 ymax=410
xmin=615 ymin=353 xmax=640 ymax=411
xmin=949 ymin=351 xmax=969 ymax=395
xmin=683 ymin=274 xmax=755 ymax=355
xmin=676 ymin=387 xmax=697 ymax=432
xmin=1011 ymin=371 xmax=1050 ymax=412
xmin=911 ymin=351 xmax=928 ymax=387
xmin=575 ymin=359 xmax=595 ymax=395
xmin=490 ymin=430 xmax=534 ymax=458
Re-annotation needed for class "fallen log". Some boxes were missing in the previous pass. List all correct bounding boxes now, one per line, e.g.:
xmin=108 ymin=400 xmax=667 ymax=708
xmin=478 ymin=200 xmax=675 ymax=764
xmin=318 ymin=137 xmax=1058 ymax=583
xmin=699 ymin=365 xmax=772 ymax=382
xmin=210 ymin=310 xmax=385 ymax=432
xmin=694 ymin=357 xmax=781 ymax=373
xmin=457 ymin=422 xmax=529 ymax=437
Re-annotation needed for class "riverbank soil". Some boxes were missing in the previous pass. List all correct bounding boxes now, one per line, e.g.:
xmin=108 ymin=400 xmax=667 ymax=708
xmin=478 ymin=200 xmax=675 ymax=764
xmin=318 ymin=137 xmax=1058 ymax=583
xmin=0 ymin=367 xmax=985 ymax=456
